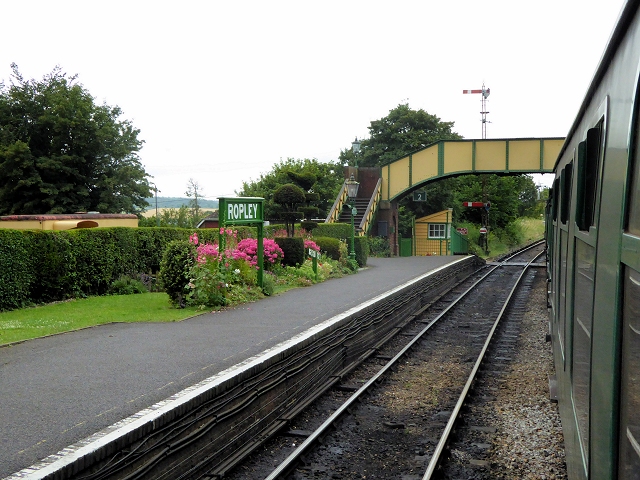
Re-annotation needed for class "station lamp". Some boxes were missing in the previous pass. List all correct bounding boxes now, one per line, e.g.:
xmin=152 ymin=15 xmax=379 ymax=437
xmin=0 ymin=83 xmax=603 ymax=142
xmin=345 ymin=173 xmax=360 ymax=261
xmin=352 ymin=137 xmax=361 ymax=167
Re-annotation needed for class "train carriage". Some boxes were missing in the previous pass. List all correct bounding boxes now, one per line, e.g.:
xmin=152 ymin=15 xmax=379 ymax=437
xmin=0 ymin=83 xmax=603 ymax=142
xmin=546 ymin=0 xmax=640 ymax=478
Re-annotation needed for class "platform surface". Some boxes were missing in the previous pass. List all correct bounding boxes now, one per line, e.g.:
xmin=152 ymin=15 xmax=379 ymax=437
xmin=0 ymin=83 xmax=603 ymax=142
xmin=0 ymin=255 xmax=462 ymax=478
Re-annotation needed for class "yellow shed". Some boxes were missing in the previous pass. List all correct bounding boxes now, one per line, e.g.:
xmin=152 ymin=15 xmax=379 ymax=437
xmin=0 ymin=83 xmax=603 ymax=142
xmin=0 ymin=213 xmax=138 ymax=230
xmin=414 ymin=209 xmax=455 ymax=256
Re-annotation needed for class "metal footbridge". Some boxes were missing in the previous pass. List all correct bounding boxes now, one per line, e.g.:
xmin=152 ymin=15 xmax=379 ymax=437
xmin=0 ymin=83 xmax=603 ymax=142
xmin=326 ymin=137 xmax=564 ymax=238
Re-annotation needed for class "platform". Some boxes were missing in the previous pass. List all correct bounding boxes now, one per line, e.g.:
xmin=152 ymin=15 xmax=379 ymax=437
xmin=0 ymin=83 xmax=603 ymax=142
xmin=0 ymin=256 xmax=476 ymax=479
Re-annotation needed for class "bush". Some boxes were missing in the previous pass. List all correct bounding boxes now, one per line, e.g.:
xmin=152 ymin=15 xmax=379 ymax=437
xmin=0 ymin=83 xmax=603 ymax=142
xmin=275 ymin=237 xmax=305 ymax=267
xmin=354 ymin=236 xmax=369 ymax=267
xmin=159 ymin=240 xmax=196 ymax=307
xmin=314 ymin=236 xmax=342 ymax=261
xmin=368 ymin=236 xmax=390 ymax=257
xmin=300 ymin=220 xmax=318 ymax=232
xmin=498 ymin=221 xmax=523 ymax=247
xmin=109 ymin=276 xmax=148 ymax=295
xmin=262 ymin=273 xmax=275 ymax=296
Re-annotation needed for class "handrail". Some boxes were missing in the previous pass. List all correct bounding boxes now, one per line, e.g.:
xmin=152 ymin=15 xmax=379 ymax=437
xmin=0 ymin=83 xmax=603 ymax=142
xmin=325 ymin=181 xmax=348 ymax=223
xmin=357 ymin=178 xmax=382 ymax=236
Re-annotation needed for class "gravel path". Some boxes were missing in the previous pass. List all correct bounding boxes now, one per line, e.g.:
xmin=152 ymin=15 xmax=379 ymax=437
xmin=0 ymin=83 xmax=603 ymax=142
xmin=482 ymin=269 xmax=567 ymax=479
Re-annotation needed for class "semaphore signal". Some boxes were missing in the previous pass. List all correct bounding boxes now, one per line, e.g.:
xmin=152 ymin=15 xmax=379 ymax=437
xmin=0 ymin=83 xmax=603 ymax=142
xmin=463 ymin=83 xmax=491 ymax=138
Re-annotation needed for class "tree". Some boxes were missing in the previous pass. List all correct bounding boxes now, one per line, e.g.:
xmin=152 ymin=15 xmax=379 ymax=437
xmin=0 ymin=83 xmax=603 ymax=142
xmin=273 ymin=183 xmax=306 ymax=237
xmin=0 ymin=64 xmax=151 ymax=214
xmin=185 ymin=178 xmax=203 ymax=223
xmin=339 ymin=103 xmax=462 ymax=167
xmin=237 ymin=158 xmax=344 ymax=221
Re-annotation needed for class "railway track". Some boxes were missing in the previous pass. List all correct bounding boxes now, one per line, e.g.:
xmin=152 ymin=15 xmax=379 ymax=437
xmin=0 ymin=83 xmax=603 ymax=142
xmin=226 ymin=242 xmax=545 ymax=479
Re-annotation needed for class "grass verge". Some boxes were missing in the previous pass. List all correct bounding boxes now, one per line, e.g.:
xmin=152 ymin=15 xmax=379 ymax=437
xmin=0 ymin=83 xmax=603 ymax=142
xmin=0 ymin=293 xmax=202 ymax=346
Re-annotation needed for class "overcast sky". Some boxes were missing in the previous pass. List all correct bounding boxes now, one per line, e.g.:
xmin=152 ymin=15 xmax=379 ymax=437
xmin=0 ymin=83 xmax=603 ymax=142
xmin=0 ymin=0 xmax=627 ymax=200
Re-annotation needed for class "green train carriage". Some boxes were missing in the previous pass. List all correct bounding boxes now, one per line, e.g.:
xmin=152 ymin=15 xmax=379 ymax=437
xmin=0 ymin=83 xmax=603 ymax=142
xmin=546 ymin=0 xmax=640 ymax=478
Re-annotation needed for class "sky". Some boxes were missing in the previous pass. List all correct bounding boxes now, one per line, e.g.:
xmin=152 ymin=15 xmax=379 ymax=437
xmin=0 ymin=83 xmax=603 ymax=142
xmin=0 ymin=0 xmax=628 ymax=202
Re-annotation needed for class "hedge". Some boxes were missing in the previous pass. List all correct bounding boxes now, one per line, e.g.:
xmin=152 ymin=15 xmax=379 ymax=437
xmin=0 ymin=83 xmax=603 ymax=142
xmin=313 ymin=237 xmax=342 ymax=261
xmin=0 ymin=227 xmax=223 ymax=311
xmin=0 ymin=223 xmax=369 ymax=311
xmin=275 ymin=237 xmax=305 ymax=267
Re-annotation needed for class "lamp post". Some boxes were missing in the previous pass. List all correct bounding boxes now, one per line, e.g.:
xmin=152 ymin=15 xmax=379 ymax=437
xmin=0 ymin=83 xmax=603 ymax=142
xmin=352 ymin=137 xmax=361 ymax=167
xmin=345 ymin=173 xmax=360 ymax=261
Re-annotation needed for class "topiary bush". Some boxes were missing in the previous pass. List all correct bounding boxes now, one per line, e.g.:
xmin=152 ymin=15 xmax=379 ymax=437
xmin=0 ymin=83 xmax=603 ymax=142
xmin=159 ymin=240 xmax=196 ymax=307
xmin=275 ymin=237 xmax=305 ymax=267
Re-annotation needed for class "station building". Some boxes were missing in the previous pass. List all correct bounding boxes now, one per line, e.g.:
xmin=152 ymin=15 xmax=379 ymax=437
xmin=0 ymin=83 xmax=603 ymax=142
xmin=0 ymin=213 xmax=138 ymax=230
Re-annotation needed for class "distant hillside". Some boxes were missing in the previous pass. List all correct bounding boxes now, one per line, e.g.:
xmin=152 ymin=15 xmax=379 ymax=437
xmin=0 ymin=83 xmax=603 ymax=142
xmin=143 ymin=197 xmax=219 ymax=211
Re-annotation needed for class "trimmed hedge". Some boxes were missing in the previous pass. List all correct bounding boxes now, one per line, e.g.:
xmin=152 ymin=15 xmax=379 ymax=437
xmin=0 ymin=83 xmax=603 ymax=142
xmin=354 ymin=236 xmax=369 ymax=267
xmin=275 ymin=237 xmax=305 ymax=267
xmin=0 ymin=230 xmax=34 ymax=311
xmin=0 ymin=227 xmax=224 ymax=311
xmin=312 ymin=222 xmax=353 ymax=239
xmin=0 ymin=223 xmax=369 ymax=311
xmin=313 ymin=236 xmax=342 ymax=261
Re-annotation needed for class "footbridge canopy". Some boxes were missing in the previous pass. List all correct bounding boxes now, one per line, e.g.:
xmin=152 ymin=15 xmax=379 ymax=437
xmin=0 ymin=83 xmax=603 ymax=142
xmin=381 ymin=137 xmax=564 ymax=202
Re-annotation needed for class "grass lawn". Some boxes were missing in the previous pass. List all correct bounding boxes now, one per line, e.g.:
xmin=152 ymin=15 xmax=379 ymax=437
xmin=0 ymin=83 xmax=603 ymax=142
xmin=0 ymin=293 xmax=201 ymax=346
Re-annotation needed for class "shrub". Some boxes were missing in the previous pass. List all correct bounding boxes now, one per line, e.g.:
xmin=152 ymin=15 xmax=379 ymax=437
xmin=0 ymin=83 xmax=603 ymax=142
xmin=368 ymin=236 xmax=390 ymax=257
xmin=262 ymin=273 xmax=275 ymax=296
xmin=354 ymin=236 xmax=369 ymax=267
xmin=314 ymin=237 xmax=342 ymax=260
xmin=235 ymin=238 xmax=284 ymax=270
xmin=186 ymin=255 xmax=228 ymax=308
xmin=109 ymin=276 xmax=148 ymax=295
xmin=159 ymin=240 xmax=196 ymax=307
xmin=275 ymin=237 xmax=305 ymax=267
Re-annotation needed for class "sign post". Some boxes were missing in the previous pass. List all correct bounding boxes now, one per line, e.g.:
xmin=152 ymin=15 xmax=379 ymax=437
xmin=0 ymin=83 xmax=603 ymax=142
xmin=308 ymin=248 xmax=318 ymax=281
xmin=218 ymin=197 xmax=265 ymax=288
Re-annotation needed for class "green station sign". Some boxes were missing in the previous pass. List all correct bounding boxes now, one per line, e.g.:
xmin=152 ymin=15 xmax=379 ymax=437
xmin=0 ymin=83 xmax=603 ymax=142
xmin=219 ymin=197 xmax=264 ymax=224
xmin=218 ymin=197 xmax=265 ymax=287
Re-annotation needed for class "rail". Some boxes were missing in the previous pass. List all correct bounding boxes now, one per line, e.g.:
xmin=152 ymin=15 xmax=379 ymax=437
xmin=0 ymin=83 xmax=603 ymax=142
xmin=422 ymin=242 xmax=545 ymax=479
xmin=325 ymin=180 xmax=348 ymax=223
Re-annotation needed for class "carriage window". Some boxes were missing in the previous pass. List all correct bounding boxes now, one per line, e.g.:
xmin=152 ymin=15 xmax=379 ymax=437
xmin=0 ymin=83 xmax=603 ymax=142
xmin=628 ymin=122 xmax=640 ymax=235
xmin=561 ymin=163 xmax=573 ymax=224
xmin=576 ymin=122 xmax=603 ymax=231
xmin=618 ymin=267 xmax=640 ymax=479
xmin=552 ymin=179 xmax=560 ymax=222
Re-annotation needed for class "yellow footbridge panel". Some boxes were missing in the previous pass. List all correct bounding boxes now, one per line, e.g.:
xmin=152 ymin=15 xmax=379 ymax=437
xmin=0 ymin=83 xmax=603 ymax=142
xmin=382 ymin=137 xmax=564 ymax=201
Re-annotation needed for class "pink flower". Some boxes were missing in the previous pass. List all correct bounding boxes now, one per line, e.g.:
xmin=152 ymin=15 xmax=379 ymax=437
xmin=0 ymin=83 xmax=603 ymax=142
xmin=304 ymin=239 xmax=320 ymax=252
